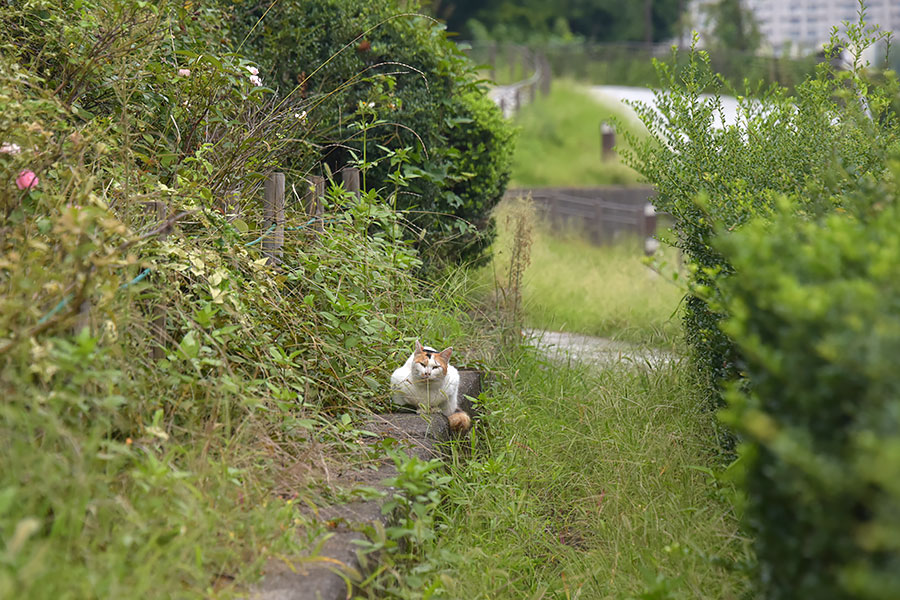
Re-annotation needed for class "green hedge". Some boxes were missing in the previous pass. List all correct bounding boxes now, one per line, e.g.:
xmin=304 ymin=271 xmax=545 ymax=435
xmin=716 ymin=169 xmax=900 ymax=598
xmin=628 ymin=18 xmax=900 ymax=598
xmin=230 ymin=0 xmax=514 ymax=265
xmin=625 ymin=28 xmax=900 ymax=407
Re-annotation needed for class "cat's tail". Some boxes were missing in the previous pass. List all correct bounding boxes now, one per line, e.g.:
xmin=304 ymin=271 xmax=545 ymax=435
xmin=448 ymin=410 xmax=471 ymax=433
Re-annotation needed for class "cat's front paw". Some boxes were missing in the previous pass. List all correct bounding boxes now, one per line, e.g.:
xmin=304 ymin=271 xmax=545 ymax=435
xmin=447 ymin=410 xmax=471 ymax=433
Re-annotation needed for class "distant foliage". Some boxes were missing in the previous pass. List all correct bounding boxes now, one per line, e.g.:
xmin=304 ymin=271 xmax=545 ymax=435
xmin=231 ymin=0 xmax=514 ymax=265
xmin=433 ymin=0 xmax=684 ymax=44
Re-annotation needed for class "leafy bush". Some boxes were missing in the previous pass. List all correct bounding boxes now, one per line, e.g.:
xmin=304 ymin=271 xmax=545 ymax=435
xmin=624 ymin=12 xmax=900 ymax=598
xmin=0 ymin=1 xmax=492 ymax=596
xmin=715 ymin=162 xmax=900 ymax=599
xmin=230 ymin=0 xmax=514 ymax=265
xmin=624 ymin=23 xmax=900 ymax=406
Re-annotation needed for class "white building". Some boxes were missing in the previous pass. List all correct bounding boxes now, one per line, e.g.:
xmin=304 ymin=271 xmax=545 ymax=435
xmin=689 ymin=0 xmax=900 ymax=57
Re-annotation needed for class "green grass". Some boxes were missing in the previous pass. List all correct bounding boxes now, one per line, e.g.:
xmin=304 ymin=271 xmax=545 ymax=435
xmin=432 ymin=349 xmax=751 ymax=599
xmin=388 ymin=198 xmax=752 ymax=599
xmin=487 ymin=197 xmax=684 ymax=346
xmin=510 ymin=80 xmax=647 ymax=187
xmin=0 ymin=406 xmax=302 ymax=598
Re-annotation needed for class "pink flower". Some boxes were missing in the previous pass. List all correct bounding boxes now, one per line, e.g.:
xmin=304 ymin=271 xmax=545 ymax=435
xmin=16 ymin=170 xmax=38 ymax=190
xmin=177 ymin=68 xmax=191 ymax=77
xmin=0 ymin=142 xmax=21 ymax=155
xmin=245 ymin=66 xmax=259 ymax=76
xmin=249 ymin=75 xmax=263 ymax=87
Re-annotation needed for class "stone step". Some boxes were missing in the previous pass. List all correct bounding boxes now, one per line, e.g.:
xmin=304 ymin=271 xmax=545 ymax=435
xmin=251 ymin=370 xmax=482 ymax=600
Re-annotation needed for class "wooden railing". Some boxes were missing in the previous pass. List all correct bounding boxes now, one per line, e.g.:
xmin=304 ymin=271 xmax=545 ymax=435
xmin=506 ymin=186 xmax=659 ymax=251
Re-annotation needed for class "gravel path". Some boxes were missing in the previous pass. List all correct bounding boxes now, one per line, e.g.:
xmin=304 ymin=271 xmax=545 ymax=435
xmin=524 ymin=328 xmax=676 ymax=369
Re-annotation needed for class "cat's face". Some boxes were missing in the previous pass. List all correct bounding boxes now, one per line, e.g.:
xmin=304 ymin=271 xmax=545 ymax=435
xmin=412 ymin=341 xmax=452 ymax=382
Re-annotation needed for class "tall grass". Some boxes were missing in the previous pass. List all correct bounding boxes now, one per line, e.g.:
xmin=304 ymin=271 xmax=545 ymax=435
xmin=487 ymin=198 xmax=684 ymax=346
xmin=402 ymin=195 xmax=752 ymax=599
xmin=510 ymin=80 xmax=646 ymax=187
xmin=433 ymin=348 xmax=751 ymax=599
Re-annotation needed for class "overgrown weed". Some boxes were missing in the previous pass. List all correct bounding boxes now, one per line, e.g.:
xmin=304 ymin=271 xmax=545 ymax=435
xmin=383 ymin=347 xmax=752 ymax=598
xmin=0 ymin=1 xmax=502 ymax=597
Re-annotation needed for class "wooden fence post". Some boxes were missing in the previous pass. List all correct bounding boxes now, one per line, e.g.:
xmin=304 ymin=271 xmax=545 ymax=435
xmin=642 ymin=202 xmax=658 ymax=255
xmin=601 ymin=122 xmax=616 ymax=160
xmin=263 ymin=172 xmax=285 ymax=265
xmin=305 ymin=175 xmax=325 ymax=235
xmin=341 ymin=166 xmax=360 ymax=198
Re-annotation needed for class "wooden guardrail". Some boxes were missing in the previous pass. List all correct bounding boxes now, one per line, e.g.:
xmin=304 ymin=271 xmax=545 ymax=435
xmin=506 ymin=186 xmax=658 ymax=251
xmin=463 ymin=42 xmax=552 ymax=118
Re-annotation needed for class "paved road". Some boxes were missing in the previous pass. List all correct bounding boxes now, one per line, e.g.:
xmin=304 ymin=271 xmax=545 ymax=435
xmin=588 ymin=85 xmax=743 ymax=130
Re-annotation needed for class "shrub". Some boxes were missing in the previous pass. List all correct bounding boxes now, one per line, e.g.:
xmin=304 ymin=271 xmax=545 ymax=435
xmin=714 ymin=161 xmax=900 ymax=598
xmin=0 ymin=1 xmax=488 ymax=595
xmin=624 ymin=22 xmax=900 ymax=406
xmin=624 ymin=10 xmax=900 ymax=597
xmin=230 ymin=0 xmax=514 ymax=265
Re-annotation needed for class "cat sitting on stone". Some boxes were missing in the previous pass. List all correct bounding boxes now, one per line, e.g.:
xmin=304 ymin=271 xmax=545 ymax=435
xmin=390 ymin=340 xmax=471 ymax=432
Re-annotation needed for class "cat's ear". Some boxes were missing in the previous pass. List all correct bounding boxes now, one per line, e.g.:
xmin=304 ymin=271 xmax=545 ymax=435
xmin=414 ymin=339 xmax=424 ymax=353
xmin=438 ymin=347 xmax=452 ymax=362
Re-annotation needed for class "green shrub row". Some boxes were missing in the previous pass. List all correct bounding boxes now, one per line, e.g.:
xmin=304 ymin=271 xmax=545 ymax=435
xmin=714 ymin=171 xmax=900 ymax=599
xmin=230 ymin=0 xmax=514 ymax=266
xmin=628 ymin=15 xmax=900 ymax=598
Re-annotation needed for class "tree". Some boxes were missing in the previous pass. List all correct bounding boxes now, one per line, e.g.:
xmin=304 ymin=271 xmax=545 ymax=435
xmin=702 ymin=0 xmax=761 ymax=53
xmin=431 ymin=0 xmax=686 ymax=43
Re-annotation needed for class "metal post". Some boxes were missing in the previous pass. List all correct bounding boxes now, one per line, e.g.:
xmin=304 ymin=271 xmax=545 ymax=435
xmin=643 ymin=202 xmax=658 ymax=255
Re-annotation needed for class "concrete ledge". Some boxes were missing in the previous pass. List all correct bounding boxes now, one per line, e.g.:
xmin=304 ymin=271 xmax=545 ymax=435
xmin=252 ymin=371 xmax=481 ymax=600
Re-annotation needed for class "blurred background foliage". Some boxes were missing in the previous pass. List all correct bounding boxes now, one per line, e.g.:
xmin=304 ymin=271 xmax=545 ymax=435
xmin=431 ymin=0 xmax=685 ymax=44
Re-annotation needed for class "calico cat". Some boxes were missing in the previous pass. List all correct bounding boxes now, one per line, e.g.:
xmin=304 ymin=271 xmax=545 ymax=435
xmin=390 ymin=340 xmax=470 ymax=431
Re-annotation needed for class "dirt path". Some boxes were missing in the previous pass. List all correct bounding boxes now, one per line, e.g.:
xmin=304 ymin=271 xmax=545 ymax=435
xmin=524 ymin=328 xmax=676 ymax=368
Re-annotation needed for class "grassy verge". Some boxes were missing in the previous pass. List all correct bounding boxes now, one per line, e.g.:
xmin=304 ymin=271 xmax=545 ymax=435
xmin=486 ymin=198 xmax=684 ymax=345
xmin=510 ymin=80 xmax=646 ymax=187
xmin=435 ymin=349 xmax=751 ymax=599
xmin=376 ymin=199 xmax=751 ymax=599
